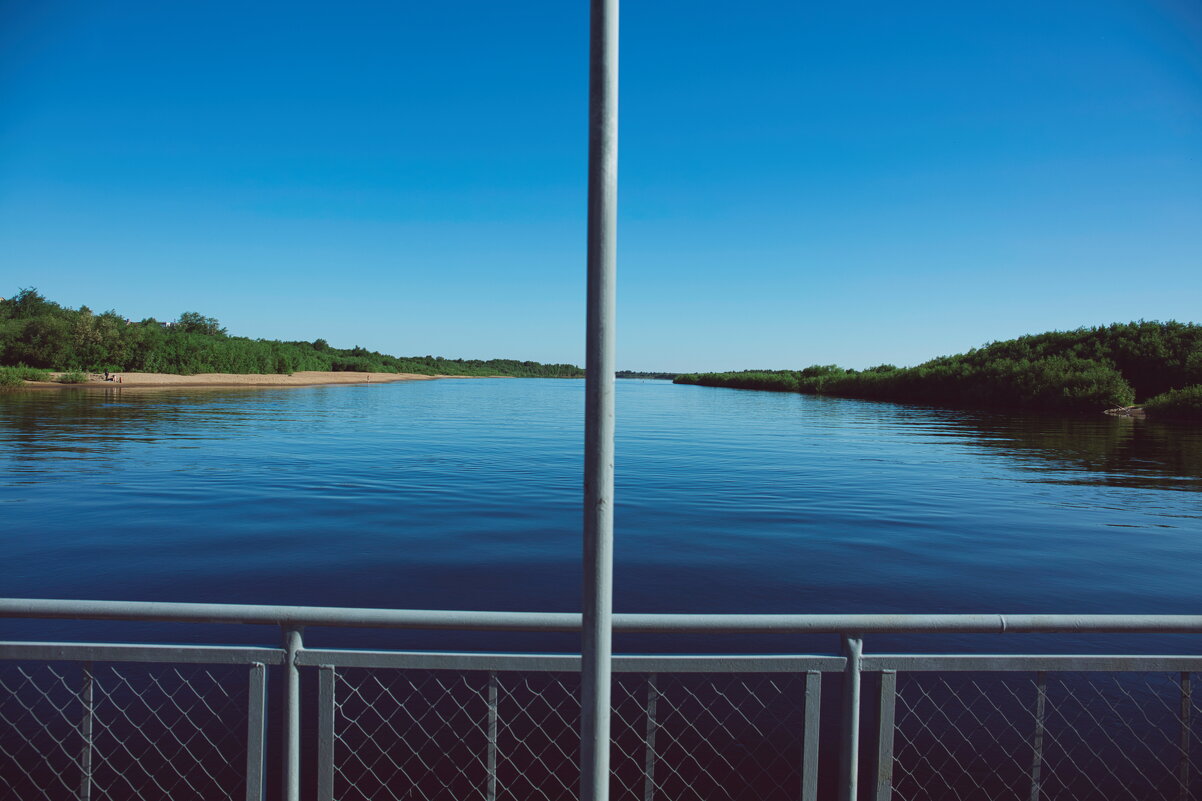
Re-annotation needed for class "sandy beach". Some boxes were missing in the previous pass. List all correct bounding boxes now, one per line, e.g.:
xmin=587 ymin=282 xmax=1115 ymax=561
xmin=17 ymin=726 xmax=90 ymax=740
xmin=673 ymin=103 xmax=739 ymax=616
xmin=25 ymin=371 xmax=457 ymax=389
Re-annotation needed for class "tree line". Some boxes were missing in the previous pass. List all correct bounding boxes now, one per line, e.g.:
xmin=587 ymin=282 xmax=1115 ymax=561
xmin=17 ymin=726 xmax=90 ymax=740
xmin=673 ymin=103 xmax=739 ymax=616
xmin=674 ymin=322 xmax=1202 ymax=420
xmin=615 ymin=371 xmax=679 ymax=380
xmin=0 ymin=289 xmax=584 ymax=379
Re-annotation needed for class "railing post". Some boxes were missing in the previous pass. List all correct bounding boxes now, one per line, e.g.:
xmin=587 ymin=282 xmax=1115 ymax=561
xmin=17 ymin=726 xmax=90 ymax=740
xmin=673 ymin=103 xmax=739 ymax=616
xmin=1029 ymin=671 xmax=1047 ymax=801
xmin=580 ymin=0 xmax=618 ymax=800
xmin=875 ymin=671 xmax=897 ymax=801
xmin=643 ymin=673 xmax=658 ymax=801
xmin=801 ymin=670 xmax=822 ymax=801
xmin=282 ymin=626 xmax=303 ymax=801
xmin=78 ymin=661 xmax=93 ymax=801
xmin=487 ymin=670 xmax=498 ymax=801
xmin=246 ymin=662 xmax=267 ymax=801
xmin=318 ymin=665 xmax=335 ymax=801
xmin=840 ymin=635 xmax=863 ymax=801
xmin=1181 ymin=672 xmax=1192 ymax=801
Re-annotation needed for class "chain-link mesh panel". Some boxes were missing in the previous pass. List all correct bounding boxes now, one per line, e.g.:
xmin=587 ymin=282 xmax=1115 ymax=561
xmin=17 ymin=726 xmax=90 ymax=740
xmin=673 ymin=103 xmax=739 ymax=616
xmin=1 ymin=661 xmax=250 ymax=801
xmin=334 ymin=668 xmax=496 ymax=801
xmin=892 ymin=671 xmax=1202 ymax=801
xmin=331 ymin=669 xmax=809 ymax=801
xmin=611 ymin=673 xmax=805 ymax=801
xmin=0 ymin=663 xmax=82 ymax=799
xmin=494 ymin=671 xmax=581 ymax=801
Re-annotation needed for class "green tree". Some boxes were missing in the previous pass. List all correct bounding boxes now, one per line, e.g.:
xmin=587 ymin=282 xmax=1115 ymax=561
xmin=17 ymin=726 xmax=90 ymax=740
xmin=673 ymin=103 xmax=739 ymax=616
xmin=175 ymin=312 xmax=226 ymax=336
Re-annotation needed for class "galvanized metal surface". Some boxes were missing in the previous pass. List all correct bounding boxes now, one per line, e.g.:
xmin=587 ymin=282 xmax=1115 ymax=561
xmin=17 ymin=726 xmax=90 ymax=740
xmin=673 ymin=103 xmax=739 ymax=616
xmin=295 ymin=649 xmax=846 ymax=673
xmin=0 ymin=640 xmax=285 ymax=665
xmin=7 ymin=599 xmax=1202 ymax=633
xmin=281 ymin=627 xmax=302 ymax=801
xmin=642 ymin=673 xmax=657 ymax=801
xmin=486 ymin=670 xmax=499 ymax=801
xmin=317 ymin=665 xmax=334 ymax=801
xmin=78 ymin=662 xmax=92 ymax=801
xmin=865 ymin=654 xmax=1202 ymax=672
xmin=839 ymin=635 xmax=863 ymax=801
xmin=1182 ymin=672 xmax=1193 ymax=801
xmin=246 ymin=663 xmax=267 ymax=801
xmin=801 ymin=671 xmax=822 ymax=801
xmin=581 ymin=0 xmax=619 ymax=799
xmin=875 ymin=670 xmax=897 ymax=801
xmin=1029 ymin=671 xmax=1047 ymax=801
xmin=4 ymin=601 xmax=1202 ymax=801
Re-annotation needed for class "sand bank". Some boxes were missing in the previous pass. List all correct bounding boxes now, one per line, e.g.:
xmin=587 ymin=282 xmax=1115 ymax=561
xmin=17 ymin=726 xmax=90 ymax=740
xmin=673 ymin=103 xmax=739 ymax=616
xmin=26 ymin=371 xmax=457 ymax=389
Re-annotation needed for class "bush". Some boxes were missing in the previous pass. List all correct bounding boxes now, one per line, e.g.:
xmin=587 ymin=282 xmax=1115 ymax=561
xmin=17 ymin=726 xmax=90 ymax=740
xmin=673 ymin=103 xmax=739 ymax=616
xmin=0 ymin=365 xmax=52 ymax=384
xmin=676 ymin=321 xmax=1202 ymax=414
xmin=1144 ymin=385 xmax=1202 ymax=421
xmin=55 ymin=371 xmax=88 ymax=384
xmin=1 ymin=365 xmax=52 ymax=385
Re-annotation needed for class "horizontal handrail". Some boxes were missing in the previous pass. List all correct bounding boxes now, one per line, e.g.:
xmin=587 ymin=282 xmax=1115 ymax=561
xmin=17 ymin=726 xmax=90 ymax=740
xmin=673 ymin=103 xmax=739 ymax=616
xmin=296 ymin=649 xmax=847 ymax=672
xmin=3 ymin=598 xmax=1202 ymax=634
xmin=0 ymin=641 xmax=284 ymax=665
xmin=4 ymin=601 xmax=1200 ymax=801
xmin=7 ymin=640 xmax=1201 ymax=674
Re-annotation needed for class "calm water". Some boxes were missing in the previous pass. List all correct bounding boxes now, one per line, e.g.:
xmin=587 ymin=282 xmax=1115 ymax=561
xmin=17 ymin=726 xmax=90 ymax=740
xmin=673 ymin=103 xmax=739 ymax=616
xmin=2 ymin=378 xmax=1200 ymax=650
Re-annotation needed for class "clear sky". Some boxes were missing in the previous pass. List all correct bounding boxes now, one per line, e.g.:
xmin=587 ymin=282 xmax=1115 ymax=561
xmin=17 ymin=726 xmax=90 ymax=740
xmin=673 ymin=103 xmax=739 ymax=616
xmin=2 ymin=1 xmax=1200 ymax=372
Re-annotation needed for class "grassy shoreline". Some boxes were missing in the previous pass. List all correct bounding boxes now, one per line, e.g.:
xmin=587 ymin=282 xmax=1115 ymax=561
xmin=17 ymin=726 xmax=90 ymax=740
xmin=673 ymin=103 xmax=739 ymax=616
xmin=6 ymin=370 xmax=467 ymax=390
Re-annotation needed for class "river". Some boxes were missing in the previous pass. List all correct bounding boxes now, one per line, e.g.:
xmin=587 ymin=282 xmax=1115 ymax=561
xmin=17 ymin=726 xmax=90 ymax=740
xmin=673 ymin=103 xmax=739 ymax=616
xmin=2 ymin=378 xmax=1199 ymax=650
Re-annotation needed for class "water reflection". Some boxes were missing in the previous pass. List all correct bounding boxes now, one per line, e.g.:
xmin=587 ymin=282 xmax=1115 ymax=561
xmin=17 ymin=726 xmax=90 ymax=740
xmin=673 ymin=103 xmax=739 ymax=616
xmin=4 ymin=384 xmax=1200 ymax=488
xmin=0 ymin=387 xmax=300 ymax=462
xmin=861 ymin=401 xmax=1202 ymax=491
xmin=2 ymin=381 xmax=1199 ymax=622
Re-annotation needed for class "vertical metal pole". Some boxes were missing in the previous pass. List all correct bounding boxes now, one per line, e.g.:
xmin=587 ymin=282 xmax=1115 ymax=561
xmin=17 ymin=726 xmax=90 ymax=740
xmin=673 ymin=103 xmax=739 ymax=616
xmin=1181 ymin=672 xmax=1192 ymax=801
xmin=839 ymin=636 xmax=863 ymax=801
xmin=801 ymin=671 xmax=822 ymax=801
xmin=1029 ymin=672 xmax=1047 ymax=801
xmin=487 ymin=671 xmax=499 ymax=801
xmin=246 ymin=662 xmax=267 ymax=801
xmin=282 ymin=626 xmax=303 ymax=801
xmin=581 ymin=0 xmax=618 ymax=799
xmin=318 ymin=666 xmax=335 ymax=801
xmin=78 ymin=662 xmax=94 ymax=801
xmin=643 ymin=674 xmax=658 ymax=801
xmin=875 ymin=671 xmax=897 ymax=801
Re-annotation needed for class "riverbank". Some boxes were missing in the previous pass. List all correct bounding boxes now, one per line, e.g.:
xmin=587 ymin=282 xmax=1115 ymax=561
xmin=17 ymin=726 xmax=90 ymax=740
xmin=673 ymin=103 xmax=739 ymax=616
xmin=23 ymin=371 xmax=462 ymax=389
xmin=674 ymin=322 xmax=1202 ymax=417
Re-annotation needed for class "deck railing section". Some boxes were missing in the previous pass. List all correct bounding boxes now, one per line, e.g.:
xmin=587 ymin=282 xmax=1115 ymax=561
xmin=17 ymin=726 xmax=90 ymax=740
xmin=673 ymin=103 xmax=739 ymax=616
xmin=2 ymin=600 xmax=1200 ymax=801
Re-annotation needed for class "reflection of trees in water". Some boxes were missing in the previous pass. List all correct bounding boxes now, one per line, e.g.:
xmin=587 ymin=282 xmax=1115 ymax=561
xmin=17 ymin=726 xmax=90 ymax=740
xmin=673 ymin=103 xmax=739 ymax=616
xmin=918 ymin=408 xmax=1202 ymax=489
xmin=5 ymin=388 xmax=1200 ymax=490
xmin=0 ymin=388 xmax=265 ymax=461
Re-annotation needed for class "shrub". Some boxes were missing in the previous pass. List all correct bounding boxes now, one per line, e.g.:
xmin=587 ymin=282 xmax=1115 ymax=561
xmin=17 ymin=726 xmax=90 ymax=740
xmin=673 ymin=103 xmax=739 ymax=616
xmin=0 ymin=365 xmax=52 ymax=385
xmin=55 ymin=371 xmax=89 ymax=384
xmin=3 ymin=364 xmax=52 ymax=380
xmin=1144 ymin=385 xmax=1202 ymax=421
xmin=676 ymin=356 xmax=1136 ymax=413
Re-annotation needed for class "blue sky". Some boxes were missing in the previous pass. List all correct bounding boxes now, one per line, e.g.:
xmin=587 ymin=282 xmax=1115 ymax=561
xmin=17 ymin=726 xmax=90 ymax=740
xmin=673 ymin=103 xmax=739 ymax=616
xmin=2 ymin=0 xmax=1199 ymax=371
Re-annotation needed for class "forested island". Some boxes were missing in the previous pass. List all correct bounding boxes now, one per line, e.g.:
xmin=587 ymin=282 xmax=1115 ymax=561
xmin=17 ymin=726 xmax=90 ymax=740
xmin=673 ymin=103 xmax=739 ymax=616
xmin=675 ymin=322 xmax=1202 ymax=420
xmin=0 ymin=289 xmax=583 ymax=383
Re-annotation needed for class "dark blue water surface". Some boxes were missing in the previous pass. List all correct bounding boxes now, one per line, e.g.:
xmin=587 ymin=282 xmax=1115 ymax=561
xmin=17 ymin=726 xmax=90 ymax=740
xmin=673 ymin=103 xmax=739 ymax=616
xmin=2 ymin=378 xmax=1200 ymax=651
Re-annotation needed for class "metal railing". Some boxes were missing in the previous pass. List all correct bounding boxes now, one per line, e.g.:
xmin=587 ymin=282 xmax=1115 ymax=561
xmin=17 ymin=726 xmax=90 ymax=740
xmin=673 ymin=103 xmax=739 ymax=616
xmin=3 ymin=599 xmax=1201 ymax=800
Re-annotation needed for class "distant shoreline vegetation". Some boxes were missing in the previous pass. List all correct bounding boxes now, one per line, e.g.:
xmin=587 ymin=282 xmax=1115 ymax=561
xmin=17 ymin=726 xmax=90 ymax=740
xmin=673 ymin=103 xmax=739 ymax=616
xmin=616 ymin=371 xmax=679 ymax=380
xmin=0 ymin=289 xmax=584 ymax=380
xmin=674 ymin=322 xmax=1202 ymax=421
